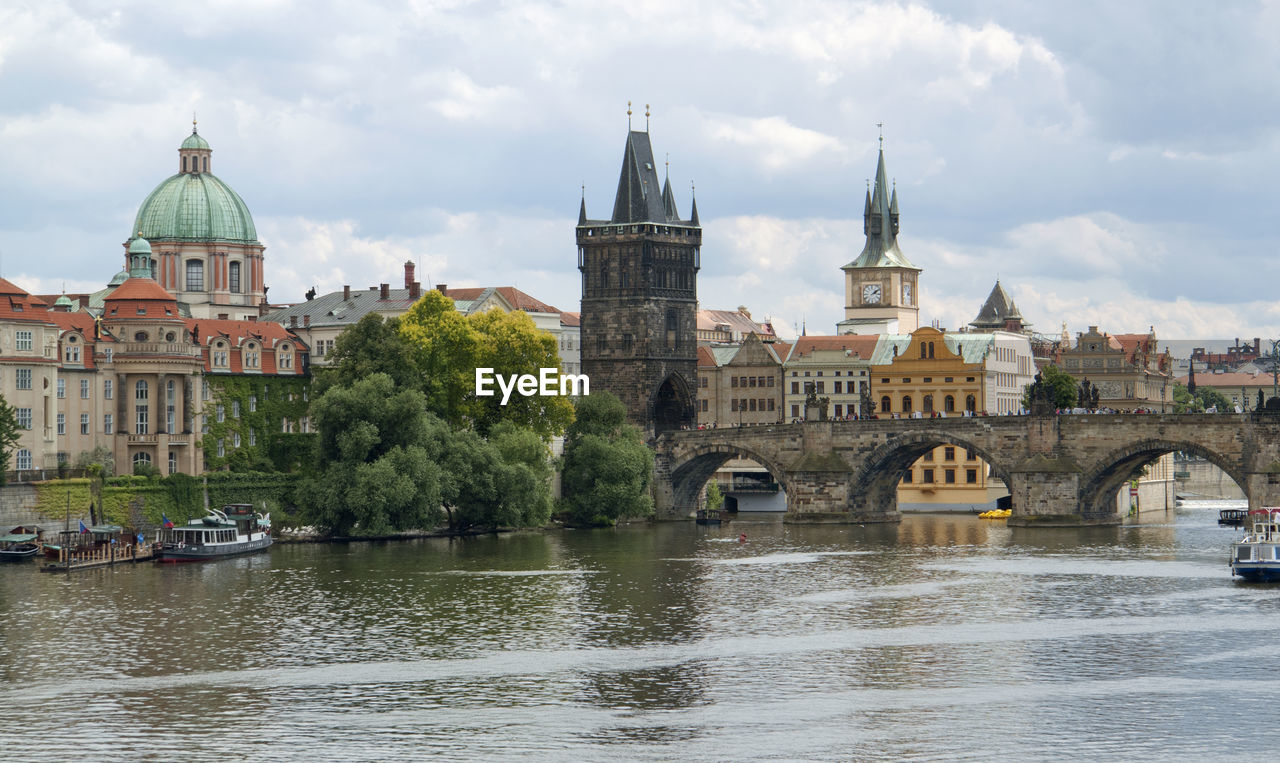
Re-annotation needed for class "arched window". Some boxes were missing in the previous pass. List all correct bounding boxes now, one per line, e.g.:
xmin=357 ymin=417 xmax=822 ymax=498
xmin=186 ymin=260 xmax=204 ymax=291
xmin=202 ymin=156 xmax=208 ymax=172
xmin=902 ymin=395 xmax=913 ymax=413
xmin=923 ymin=395 xmax=933 ymax=413
xmin=919 ymin=343 xmax=926 ymax=359
xmin=183 ymin=156 xmax=188 ymax=173
xmin=229 ymin=261 xmax=241 ymax=294
xmin=966 ymin=394 xmax=977 ymax=413
xmin=944 ymin=395 xmax=955 ymax=412
xmin=133 ymin=452 xmax=152 ymax=467
xmin=880 ymin=396 xmax=891 ymax=413
xmin=135 ymin=379 xmax=148 ymax=400
xmin=928 ymin=342 xmax=935 ymax=359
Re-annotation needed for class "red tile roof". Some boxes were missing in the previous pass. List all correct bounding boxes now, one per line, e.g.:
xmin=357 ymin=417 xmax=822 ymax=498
xmin=444 ymin=286 xmax=560 ymax=314
xmin=786 ymin=335 xmax=879 ymax=361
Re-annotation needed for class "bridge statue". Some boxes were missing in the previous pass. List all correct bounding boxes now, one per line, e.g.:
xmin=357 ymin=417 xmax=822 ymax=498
xmin=653 ymin=412 xmax=1280 ymax=527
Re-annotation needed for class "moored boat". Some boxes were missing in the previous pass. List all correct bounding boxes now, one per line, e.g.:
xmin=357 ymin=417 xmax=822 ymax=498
xmin=1230 ymin=508 xmax=1280 ymax=582
xmin=696 ymin=509 xmax=723 ymax=526
xmin=155 ymin=504 xmax=271 ymax=562
xmin=1219 ymin=508 xmax=1248 ymax=526
xmin=0 ymin=525 xmax=43 ymax=561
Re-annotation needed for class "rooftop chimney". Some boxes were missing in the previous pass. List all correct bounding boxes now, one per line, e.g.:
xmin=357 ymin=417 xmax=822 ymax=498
xmin=410 ymin=281 xmax=421 ymax=299
xmin=380 ymin=283 xmax=389 ymax=300
xmin=437 ymin=283 xmax=448 ymax=294
xmin=404 ymin=260 xmax=415 ymax=289
xmin=290 ymin=316 xmax=297 ymax=328
xmin=343 ymin=285 xmax=351 ymax=301
xmin=303 ymin=315 xmax=310 ymax=328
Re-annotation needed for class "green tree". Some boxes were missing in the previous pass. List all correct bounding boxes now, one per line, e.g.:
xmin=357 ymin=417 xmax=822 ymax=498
xmin=398 ymin=290 xmax=482 ymax=426
xmin=705 ymin=481 xmax=725 ymax=512
xmin=300 ymin=373 xmax=444 ymax=535
xmin=560 ymin=392 xmax=654 ymax=527
xmin=398 ymin=291 xmax=574 ymax=438
xmin=1023 ymin=364 xmax=1079 ymax=410
xmin=489 ymin=421 xmax=555 ymax=528
xmin=467 ymin=308 xmax=576 ymax=438
xmin=1173 ymin=382 xmax=1234 ymax=413
xmin=0 ymin=395 xmax=19 ymax=485
xmin=316 ymin=313 xmax=419 ymax=395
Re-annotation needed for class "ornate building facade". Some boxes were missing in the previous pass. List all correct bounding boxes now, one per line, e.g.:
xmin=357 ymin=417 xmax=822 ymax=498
xmin=577 ymin=127 xmax=700 ymax=434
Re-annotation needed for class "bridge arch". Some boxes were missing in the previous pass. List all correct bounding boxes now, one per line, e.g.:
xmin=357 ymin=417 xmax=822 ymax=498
xmin=667 ymin=442 xmax=791 ymax=518
xmin=1078 ymin=438 xmax=1245 ymax=517
xmin=851 ymin=430 xmax=1015 ymax=515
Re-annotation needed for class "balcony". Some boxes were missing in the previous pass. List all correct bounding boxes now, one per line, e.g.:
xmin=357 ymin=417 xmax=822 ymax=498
xmin=111 ymin=342 xmax=203 ymax=359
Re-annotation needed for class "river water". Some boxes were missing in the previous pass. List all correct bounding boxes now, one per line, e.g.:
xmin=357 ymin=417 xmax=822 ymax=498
xmin=2 ymin=500 xmax=1279 ymax=761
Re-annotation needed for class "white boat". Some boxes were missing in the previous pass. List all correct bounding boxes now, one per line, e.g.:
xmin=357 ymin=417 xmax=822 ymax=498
xmin=156 ymin=505 xmax=271 ymax=563
xmin=1230 ymin=508 xmax=1280 ymax=582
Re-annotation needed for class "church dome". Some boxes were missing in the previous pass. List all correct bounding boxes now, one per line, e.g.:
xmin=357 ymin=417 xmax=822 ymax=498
xmin=131 ymin=131 xmax=258 ymax=244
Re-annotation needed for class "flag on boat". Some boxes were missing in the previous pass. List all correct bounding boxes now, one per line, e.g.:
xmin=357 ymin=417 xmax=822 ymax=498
xmin=162 ymin=513 xmax=174 ymax=529
xmin=78 ymin=520 xmax=88 ymax=534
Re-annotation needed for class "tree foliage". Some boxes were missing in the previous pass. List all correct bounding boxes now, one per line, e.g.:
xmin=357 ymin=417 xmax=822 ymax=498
xmin=398 ymin=290 xmax=575 ymax=438
xmin=0 ymin=394 xmax=19 ymax=485
xmin=1023 ymin=364 xmax=1079 ymax=410
xmin=560 ymin=392 xmax=654 ymax=527
xmin=1173 ymin=382 xmax=1233 ymax=413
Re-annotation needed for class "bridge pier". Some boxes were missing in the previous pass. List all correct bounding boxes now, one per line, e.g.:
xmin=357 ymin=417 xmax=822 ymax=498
xmin=1007 ymin=455 xmax=1119 ymax=526
xmin=1245 ymin=472 xmax=1280 ymax=510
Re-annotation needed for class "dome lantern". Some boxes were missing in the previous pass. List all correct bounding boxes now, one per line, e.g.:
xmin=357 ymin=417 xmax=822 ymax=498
xmin=127 ymin=233 xmax=153 ymax=279
xmin=179 ymin=117 xmax=212 ymax=175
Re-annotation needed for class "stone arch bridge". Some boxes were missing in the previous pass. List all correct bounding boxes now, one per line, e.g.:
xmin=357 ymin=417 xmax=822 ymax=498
xmin=654 ymin=413 xmax=1280 ymax=526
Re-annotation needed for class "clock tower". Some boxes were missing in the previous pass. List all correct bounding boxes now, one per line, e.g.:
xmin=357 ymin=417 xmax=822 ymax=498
xmin=838 ymin=141 xmax=920 ymax=334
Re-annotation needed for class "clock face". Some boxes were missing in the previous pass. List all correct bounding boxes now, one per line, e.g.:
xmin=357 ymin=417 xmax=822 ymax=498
xmin=862 ymin=283 xmax=881 ymax=304
xmin=902 ymin=283 xmax=912 ymax=305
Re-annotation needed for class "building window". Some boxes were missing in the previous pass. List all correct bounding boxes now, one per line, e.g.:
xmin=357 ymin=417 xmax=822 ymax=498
xmin=104 ymin=379 xmax=113 ymax=399
xmin=945 ymin=469 xmax=956 ymax=484
xmin=15 ymin=449 xmax=31 ymax=470
xmin=80 ymin=413 xmax=89 ymax=435
xmin=56 ymin=413 xmax=65 ymax=435
xmin=791 ymin=404 xmax=800 ymax=418
xmin=278 ymin=346 xmax=293 ymax=370
xmin=217 ymin=439 xmax=225 ymax=458
xmin=902 ymin=470 xmax=913 ymax=483
xmin=217 ymin=405 xmax=225 ymax=423
xmin=233 ymin=432 xmax=241 ymax=448
xmin=902 ymin=395 xmax=913 ymax=413
xmin=924 ymin=450 xmax=934 ymax=461
xmin=202 ymin=414 xmax=208 ymax=434
xmin=186 ymin=260 xmax=204 ymax=291
xmin=57 ymin=379 xmax=65 ymax=398
xmin=923 ymin=395 xmax=933 ymax=413
xmin=169 ymin=451 xmax=177 ymax=475
xmin=229 ymin=262 xmax=241 ymax=294
xmin=944 ymin=395 xmax=955 ymax=413
xmin=245 ymin=344 xmax=259 ymax=369
xmin=15 ymin=331 xmax=32 ymax=351
xmin=16 ymin=369 xmax=31 ymax=390
xmin=880 ymin=396 xmax=891 ymax=413
xmin=135 ymin=404 xmax=148 ymax=435
xmin=249 ymin=395 xmax=257 ymax=412
xmin=64 ymin=344 xmax=80 ymax=363
xmin=966 ymin=469 xmax=978 ymax=484
xmin=166 ymin=380 xmax=176 ymax=433
xmin=922 ymin=469 xmax=934 ymax=484
xmin=621 ymin=334 xmax=633 ymax=352
xmin=966 ymin=395 xmax=977 ymax=413
xmin=248 ymin=428 xmax=256 ymax=446
xmin=233 ymin=400 xmax=240 ymax=418
xmin=134 ymin=452 xmax=152 ymax=469
xmin=791 ymin=382 xmax=799 ymax=394
xmin=80 ymin=379 xmax=89 ymax=399
xmin=104 ymin=413 xmax=113 ymax=434
xmin=834 ymin=381 xmax=842 ymax=394
xmin=967 ymin=449 xmax=976 ymax=461
xmin=944 ymin=447 xmax=955 ymax=461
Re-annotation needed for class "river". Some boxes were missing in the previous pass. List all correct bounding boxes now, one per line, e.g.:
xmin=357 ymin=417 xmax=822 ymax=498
xmin=2 ymin=500 xmax=1278 ymax=761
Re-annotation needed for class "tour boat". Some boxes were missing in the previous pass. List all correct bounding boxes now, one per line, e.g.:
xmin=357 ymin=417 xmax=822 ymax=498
xmin=1218 ymin=508 xmax=1248 ymax=526
xmin=155 ymin=505 xmax=272 ymax=562
xmin=1230 ymin=508 xmax=1280 ymax=582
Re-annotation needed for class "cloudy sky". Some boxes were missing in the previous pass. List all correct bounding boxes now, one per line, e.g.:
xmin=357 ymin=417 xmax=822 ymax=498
xmin=2 ymin=0 xmax=1278 ymax=341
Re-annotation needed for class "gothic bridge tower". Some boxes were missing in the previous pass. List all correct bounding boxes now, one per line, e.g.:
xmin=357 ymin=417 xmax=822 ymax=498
xmin=577 ymin=122 xmax=701 ymax=436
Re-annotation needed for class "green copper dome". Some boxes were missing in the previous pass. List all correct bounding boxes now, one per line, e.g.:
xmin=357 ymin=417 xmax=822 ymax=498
xmin=181 ymin=130 xmax=210 ymax=150
xmin=132 ymin=172 xmax=258 ymax=244
xmin=127 ymin=235 xmax=152 ymax=255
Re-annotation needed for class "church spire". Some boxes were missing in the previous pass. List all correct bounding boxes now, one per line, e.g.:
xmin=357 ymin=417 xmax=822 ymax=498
xmin=844 ymin=139 xmax=916 ymax=271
